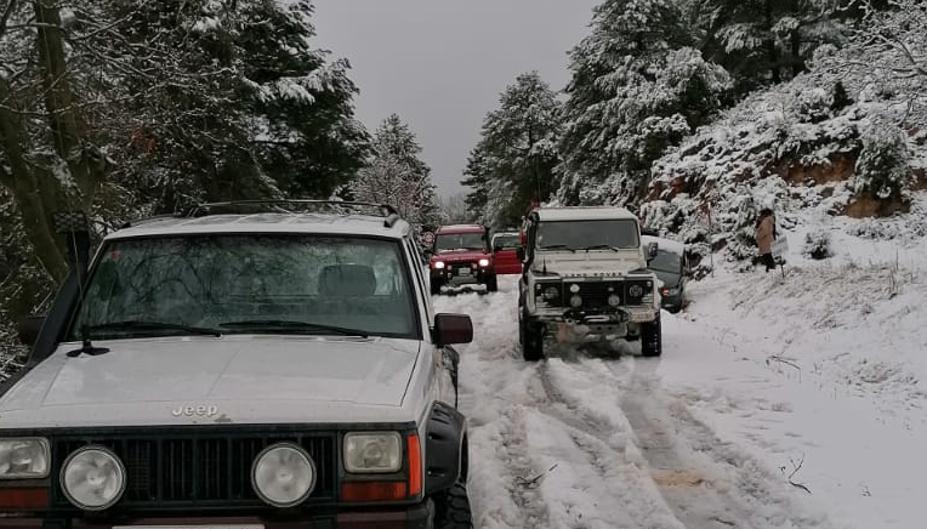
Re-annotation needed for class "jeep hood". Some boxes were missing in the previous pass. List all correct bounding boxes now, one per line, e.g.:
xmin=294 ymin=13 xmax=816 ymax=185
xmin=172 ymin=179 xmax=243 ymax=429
xmin=531 ymin=250 xmax=646 ymax=277
xmin=0 ymin=336 xmax=421 ymax=429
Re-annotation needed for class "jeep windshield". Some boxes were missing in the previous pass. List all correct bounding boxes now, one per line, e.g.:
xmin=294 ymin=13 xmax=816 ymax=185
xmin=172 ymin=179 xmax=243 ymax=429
xmin=69 ymin=235 xmax=419 ymax=340
xmin=435 ymin=232 xmax=486 ymax=252
xmin=537 ymin=219 xmax=639 ymax=251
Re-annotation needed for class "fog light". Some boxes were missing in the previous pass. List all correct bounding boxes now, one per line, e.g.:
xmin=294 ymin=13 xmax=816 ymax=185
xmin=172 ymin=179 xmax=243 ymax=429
xmin=60 ymin=447 xmax=126 ymax=511
xmin=570 ymin=295 xmax=583 ymax=308
xmin=569 ymin=283 xmax=581 ymax=294
xmin=252 ymin=443 xmax=316 ymax=508
xmin=608 ymin=294 xmax=621 ymax=307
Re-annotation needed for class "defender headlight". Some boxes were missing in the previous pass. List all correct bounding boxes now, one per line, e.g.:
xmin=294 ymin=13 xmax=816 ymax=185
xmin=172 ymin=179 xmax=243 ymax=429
xmin=628 ymin=284 xmax=644 ymax=297
xmin=0 ymin=438 xmax=50 ymax=479
xmin=252 ymin=443 xmax=316 ymax=508
xmin=434 ymin=261 xmax=445 ymax=270
xmin=478 ymin=258 xmax=490 ymax=267
xmin=344 ymin=432 xmax=402 ymax=474
xmin=542 ymin=286 xmax=559 ymax=301
xmin=61 ymin=446 xmax=125 ymax=511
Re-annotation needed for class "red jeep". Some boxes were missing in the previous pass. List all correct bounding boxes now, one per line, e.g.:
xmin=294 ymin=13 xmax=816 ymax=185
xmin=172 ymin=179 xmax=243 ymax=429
xmin=429 ymin=224 xmax=498 ymax=294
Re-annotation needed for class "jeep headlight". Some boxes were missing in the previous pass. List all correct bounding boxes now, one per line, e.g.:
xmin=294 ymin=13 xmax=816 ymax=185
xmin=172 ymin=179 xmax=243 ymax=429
xmin=252 ymin=443 xmax=316 ymax=508
xmin=0 ymin=438 xmax=50 ymax=479
xmin=61 ymin=446 xmax=125 ymax=510
xmin=344 ymin=432 xmax=402 ymax=474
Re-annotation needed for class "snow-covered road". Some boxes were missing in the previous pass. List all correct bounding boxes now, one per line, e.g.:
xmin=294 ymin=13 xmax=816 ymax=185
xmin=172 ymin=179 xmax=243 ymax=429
xmin=436 ymin=276 xmax=925 ymax=529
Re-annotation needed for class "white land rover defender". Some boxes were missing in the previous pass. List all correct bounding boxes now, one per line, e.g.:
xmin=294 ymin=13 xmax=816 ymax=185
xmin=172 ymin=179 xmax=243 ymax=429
xmin=0 ymin=201 xmax=474 ymax=529
xmin=517 ymin=207 xmax=663 ymax=360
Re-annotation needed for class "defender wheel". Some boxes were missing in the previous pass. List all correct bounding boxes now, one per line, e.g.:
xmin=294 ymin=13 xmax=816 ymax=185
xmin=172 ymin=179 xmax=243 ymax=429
xmin=485 ymin=274 xmax=499 ymax=292
xmin=433 ymin=481 xmax=473 ymax=529
xmin=641 ymin=318 xmax=662 ymax=357
xmin=431 ymin=278 xmax=443 ymax=296
xmin=520 ymin=316 xmax=544 ymax=361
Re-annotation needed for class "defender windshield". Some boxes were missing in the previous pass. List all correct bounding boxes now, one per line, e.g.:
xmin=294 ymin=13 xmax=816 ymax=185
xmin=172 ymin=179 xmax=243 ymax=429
xmin=70 ymin=236 xmax=418 ymax=340
xmin=537 ymin=220 xmax=639 ymax=251
xmin=435 ymin=232 xmax=486 ymax=252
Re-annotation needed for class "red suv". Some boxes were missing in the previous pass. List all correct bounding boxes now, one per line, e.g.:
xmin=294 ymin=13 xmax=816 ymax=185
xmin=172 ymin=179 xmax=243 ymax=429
xmin=429 ymin=224 xmax=498 ymax=294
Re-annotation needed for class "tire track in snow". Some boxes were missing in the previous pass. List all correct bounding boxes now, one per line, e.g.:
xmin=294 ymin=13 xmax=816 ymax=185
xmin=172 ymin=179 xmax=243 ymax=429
xmin=618 ymin=359 xmax=837 ymax=529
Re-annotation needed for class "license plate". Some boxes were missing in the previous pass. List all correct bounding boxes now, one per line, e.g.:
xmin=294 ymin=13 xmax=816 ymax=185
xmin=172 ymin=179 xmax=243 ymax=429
xmin=115 ymin=526 xmax=263 ymax=529
xmin=457 ymin=267 xmax=471 ymax=276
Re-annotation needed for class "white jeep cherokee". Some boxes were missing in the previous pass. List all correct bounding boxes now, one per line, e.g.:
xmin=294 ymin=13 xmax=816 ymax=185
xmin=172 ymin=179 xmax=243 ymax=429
xmin=0 ymin=201 xmax=473 ymax=529
xmin=518 ymin=207 xmax=663 ymax=360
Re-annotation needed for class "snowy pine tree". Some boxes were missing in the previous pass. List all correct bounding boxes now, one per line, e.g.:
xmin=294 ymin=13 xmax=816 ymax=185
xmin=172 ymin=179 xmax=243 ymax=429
xmin=462 ymin=72 xmax=562 ymax=228
xmin=558 ymin=0 xmax=731 ymax=206
xmin=352 ymin=115 xmax=440 ymax=231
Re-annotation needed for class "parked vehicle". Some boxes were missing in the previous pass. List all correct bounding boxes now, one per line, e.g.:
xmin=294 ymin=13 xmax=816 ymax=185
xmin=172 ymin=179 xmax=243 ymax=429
xmin=518 ymin=207 xmax=662 ymax=360
xmin=643 ymin=235 xmax=688 ymax=313
xmin=429 ymin=224 xmax=498 ymax=294
xmin=491 ymin=232 xmax=523 ymax=275
xmin=1 ymin=201 xmax=474 ymax=529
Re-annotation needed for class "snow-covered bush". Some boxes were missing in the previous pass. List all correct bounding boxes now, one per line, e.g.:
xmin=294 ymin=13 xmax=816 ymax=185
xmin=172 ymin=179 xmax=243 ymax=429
xmin=803 ymin=230 xmax=833 ymax=260
xmin=855 ymin=120 xmax=912 ymax=201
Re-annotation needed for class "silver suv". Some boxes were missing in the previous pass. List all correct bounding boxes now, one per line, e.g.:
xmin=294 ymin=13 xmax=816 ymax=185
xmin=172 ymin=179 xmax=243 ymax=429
xmin=0 ymin=201 xmax=473 ymax=529
xmin=518 ymin=207 xmax=663 ymax=360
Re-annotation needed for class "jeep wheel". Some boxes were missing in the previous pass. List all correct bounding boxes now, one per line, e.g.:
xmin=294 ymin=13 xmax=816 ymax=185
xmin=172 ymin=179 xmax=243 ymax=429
xmin=485 ymin=274 xmax=498 ymax=292
xmin=433 ymin=481 xmax=473 ymax=529
xmin=519 ymin=315 xmax=544 ymax=361
xmin=641 ymin=318 xmax=662 ymax=357
xmin=431 ymin=278 xmax=443 ymax=296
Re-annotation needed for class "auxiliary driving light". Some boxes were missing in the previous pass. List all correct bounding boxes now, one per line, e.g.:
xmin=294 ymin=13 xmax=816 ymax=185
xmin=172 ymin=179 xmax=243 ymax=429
xmin=608 ymin=294 xmax=621 ymax=307
xmin=252 ymin=443 xmax=316 ymax=508
xmin=60 ymin=447 xmax=126 ymax=511
xmin=569 ymin=283 xmax=581 ymax=294
xmin=570 ymin=295 xmax=583 ymax=308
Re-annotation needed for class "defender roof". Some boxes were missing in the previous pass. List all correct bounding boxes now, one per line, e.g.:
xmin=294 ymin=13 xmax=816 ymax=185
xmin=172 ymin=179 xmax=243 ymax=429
xmin=533 ymin=206 xmax=638 ymax=222
xmin=435 ymin=224 xmax=486 ymax=235
xmin=107 ymin=201 xmax=412 ymax=241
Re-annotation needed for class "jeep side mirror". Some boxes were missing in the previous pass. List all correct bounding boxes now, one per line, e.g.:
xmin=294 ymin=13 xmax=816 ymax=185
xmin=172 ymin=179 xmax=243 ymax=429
xmin=17 ymin=314 xmax=46 ymax=347
xmin=434 ymin=313 xmax=473 ymax=346
xmin=646 ymin=242 xmax=659 ymax=262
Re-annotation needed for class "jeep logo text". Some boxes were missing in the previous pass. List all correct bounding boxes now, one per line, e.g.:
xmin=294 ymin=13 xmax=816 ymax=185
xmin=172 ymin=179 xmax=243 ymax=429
xmin=172 ymin=405 xmax=219 ymax=418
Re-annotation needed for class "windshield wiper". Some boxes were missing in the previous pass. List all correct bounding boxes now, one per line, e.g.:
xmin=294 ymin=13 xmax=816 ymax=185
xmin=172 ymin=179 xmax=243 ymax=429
xmin=219 ymin=319 xmax=369 ymax=338
xmin=540 ymin=244 xmax=576 ymax=253
xmin=85 ymin=321 xmax=222 ymax=338
xmin=583 ymin=244 xmax=622 ymax=252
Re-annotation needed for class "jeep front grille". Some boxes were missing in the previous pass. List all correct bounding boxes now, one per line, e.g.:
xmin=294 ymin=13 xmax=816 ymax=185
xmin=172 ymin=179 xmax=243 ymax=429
xmin=563 ymin=281 xmax=623 ymax=308
xmin=51 ymin=432 xmax=336 ymax=509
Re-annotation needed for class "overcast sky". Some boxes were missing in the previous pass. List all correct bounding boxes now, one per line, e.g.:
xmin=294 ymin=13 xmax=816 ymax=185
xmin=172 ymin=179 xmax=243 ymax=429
xmin=312 ymin=0 xmax=599 ymax=197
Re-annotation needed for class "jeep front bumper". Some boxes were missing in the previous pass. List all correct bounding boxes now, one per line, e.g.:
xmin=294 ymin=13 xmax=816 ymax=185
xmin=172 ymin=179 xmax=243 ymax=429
xmin=526 ymin=305 xmax=657 ymax=339
xmin=0 ymin=504 xmax=433 ymax=529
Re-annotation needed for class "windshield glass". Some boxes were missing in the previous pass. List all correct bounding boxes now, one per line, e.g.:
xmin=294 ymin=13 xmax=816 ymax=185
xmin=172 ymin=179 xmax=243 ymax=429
xmin=493 ymin=234 xmax=521 ymax=250
xmin=537 ymin=220 xmax=639 ymax=250
xmin=435 ymin=232 xmax=486 ymax=252
xmin=650 ymin=249 xmax=682 ymax=273
xmin=70 ymin=236 xmax=418 ymax=340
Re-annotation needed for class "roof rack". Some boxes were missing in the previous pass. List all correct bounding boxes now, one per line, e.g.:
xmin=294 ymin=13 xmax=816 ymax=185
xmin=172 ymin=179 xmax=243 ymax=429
xmin=184 ymin=200 xmax=402 ymax=228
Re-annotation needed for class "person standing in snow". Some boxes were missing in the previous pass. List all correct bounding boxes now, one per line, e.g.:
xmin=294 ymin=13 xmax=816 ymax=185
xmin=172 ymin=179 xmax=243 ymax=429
xmin=755 ymin=208 xmax=777 ymax=272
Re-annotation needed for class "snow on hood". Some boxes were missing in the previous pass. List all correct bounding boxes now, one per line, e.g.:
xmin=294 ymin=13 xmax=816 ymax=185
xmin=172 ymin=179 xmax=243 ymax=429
xmin=531 ymin=250 xmax=647 ymax=278
xmin=0 ymin=336 xmax=421 ymax=429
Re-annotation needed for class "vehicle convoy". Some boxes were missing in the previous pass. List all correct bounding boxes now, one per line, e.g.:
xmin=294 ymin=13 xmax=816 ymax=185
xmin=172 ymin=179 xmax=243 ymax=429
xmin=428 ymin=225 xmax=497 ymax=294
xmin=0 ymin=201 xmax=474 ymax=529
xmin=518 ymin=207 xmax=663 ymax=360
xmin=490 ymin=232 xmax=523 ymax=275
xmin=643 ymin=235 xmax=689 ymax=313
